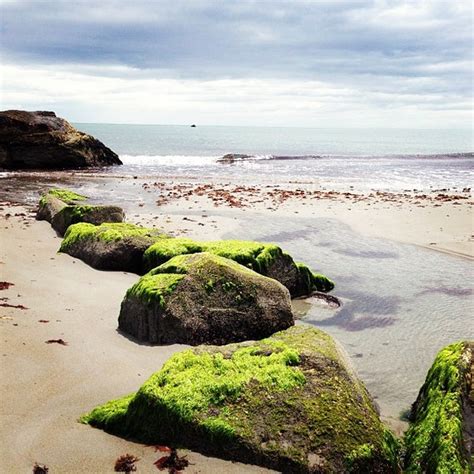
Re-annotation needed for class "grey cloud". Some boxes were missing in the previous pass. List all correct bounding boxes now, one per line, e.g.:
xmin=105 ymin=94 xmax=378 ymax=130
xmin=0 ymin=0 xmax=471 ymax=119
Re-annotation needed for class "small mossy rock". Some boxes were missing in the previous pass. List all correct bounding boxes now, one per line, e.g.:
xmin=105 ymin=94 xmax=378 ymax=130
xmin=82 ymin=325 xmax=400 ymax=473
xmin=36 ymin=188 xmax=125 ymax=235
xmin=51 ymin=204 xmax=125 ymax=236
xmin=37 ymin=188 xmax=87 ymax=221
xmin=59 ymin=222 xmax=168 ymax=273
xmin=143 ymin=238 xmax=334 ymax=297
xmin=36 ymin=194 xmax=68 ymax=223
xmin=119 ymin=252 xmax=294 ymax=345
xmin=404 ymin=341 xmax=473 ymax=473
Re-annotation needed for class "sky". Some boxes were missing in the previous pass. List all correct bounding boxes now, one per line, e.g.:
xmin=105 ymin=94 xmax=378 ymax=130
xmin=0 ymin=0 xmax=472 ymax=127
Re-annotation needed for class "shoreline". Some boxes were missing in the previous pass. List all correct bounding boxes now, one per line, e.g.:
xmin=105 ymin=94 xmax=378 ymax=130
xmin=1 ymin=172 xmax=472 ymax=259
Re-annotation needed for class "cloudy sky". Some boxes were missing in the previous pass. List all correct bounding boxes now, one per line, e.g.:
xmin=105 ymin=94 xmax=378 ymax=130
xmin=0 ymin=0 xmax=472 ymax=127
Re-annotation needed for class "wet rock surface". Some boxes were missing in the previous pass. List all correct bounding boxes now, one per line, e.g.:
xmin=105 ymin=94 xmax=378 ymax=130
xmin=36 ymin=188 xmax=124 ymax=236
xmin=119 ymin=252 xmax=294 ymax=345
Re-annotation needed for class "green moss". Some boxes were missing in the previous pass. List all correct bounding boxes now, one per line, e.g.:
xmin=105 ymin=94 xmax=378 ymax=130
xmin=142 ymin=238 xmax=203 ymax=268
xmin=204 ymin=240 xmax=281 ymax=273
xmin=60 ymin=222 xmax=166 ymax=252
xmin=144 ymin=239 xmax=334 ymax=295
xmin=82 ymin=326 xmax=398 ymax=472
xmin=346 ymin=443 xmax=375 ymax=465
xmin=40 ymin=188 xmax=87 ymax=205
xmin=404 ymin=342 xmax=470 ymax=473
xmin=149 ymin=251 xmax=257 ymax=278
xmin=296 ymin=263 xmax=335 ymax=293
xmin=126 ymin=273 xmax=185 ymax=306
xmin=56 ymin=204 xmax=95 ymax=222
xmin=84 ymin=337 xmax=304 ymax=434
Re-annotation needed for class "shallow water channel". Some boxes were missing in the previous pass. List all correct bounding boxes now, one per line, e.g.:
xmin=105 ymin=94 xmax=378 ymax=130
xmin=220 ymin=212 xmax=474 ymax=424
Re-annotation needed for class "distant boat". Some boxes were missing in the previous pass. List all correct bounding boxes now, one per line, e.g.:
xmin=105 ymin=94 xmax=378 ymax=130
xmin=190 ymin=124 xmax=196 ymax=128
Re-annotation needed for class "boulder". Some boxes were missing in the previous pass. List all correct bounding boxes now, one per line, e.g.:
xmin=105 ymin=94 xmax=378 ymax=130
xmin=37 ymin=188 xmax=125 ymax=235
xmin=82 ymin=325 xmax=400 ymax=473
xmin=404 ymin=341 xmax=473 ymax=472
xmin=119 ymin=252 xmax=294 ymax=345
xmin=59 ymin=222 xmax=167 ymax=273
xmin=143 ymin=238 xmax=334 ymax=297
xmin=0 ymin=110 xmax=122 ymax=169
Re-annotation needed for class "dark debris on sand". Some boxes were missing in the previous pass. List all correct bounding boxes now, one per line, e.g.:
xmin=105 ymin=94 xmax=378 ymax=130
xmin=45 ymin=339 xmax=68 ymax=346
xmin=32 ymin=463 xmax=49 ymax=474
xmin=114 ymin=454 xmax=140 ymax=472
xmin=154 ymin=448 xmax=189 ymax=472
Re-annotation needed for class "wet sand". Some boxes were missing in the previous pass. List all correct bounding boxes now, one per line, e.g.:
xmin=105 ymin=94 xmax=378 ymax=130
xmin=138 ymin=179 xmax=473 ymax=260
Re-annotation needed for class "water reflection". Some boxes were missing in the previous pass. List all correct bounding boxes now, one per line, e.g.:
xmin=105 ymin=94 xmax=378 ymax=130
xmin=225 ymin=213 xmax=474 ymax=421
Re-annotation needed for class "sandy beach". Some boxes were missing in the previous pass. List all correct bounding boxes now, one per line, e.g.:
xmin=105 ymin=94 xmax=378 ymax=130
xmin=0 ymin=178 xmax=472 ymax=472
xmin=0 ymin=204 xmax=275 ymax=473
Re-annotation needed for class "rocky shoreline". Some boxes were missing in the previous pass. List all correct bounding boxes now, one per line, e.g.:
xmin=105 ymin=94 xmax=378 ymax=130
xmin=6 ymin=186 xmax=469 ymax=472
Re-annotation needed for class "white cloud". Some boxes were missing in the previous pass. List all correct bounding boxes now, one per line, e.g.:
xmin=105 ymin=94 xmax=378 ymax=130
xmin=1 ymin=62 xmax=470 ymax=127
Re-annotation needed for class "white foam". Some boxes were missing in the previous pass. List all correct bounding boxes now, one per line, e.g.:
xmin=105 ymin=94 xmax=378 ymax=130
xmin=119 ymin=154 xmax=220 ymax=166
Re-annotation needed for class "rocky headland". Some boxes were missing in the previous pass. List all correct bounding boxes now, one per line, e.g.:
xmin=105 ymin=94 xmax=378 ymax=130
xmin=0 ymin=110 xmax=122 ymax=169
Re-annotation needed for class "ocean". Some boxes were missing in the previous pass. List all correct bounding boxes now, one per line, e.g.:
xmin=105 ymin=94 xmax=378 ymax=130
xmin=77 ymin=123 xmax=473 ymax=192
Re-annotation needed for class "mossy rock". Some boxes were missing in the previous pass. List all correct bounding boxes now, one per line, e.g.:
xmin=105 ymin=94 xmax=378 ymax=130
xmin=404 ymin=341 xmax=473 ymax=473
xmin=82 ymin=325 xmax=400 ymax=473
xmin=60 ymin=222 xmax=168 ymax=273
xmin=37 ymin=188 xmax=125 ymax=235
xmin=143 ymin=238 xmax=334 ymax=297
xmin=119 ymin=252 xmax=294 ymax=345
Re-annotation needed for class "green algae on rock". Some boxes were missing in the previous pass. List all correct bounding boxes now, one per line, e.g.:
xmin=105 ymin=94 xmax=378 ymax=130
xmin=82 ymin=325 xmax=399 ymax=473
xmin=119 ymin=252 xmax=294 ymax=345
xmin=404 ymin=341 xmax=473 ymax=473
xmin=60 ymin=222 xmax=167 ymax=273
xmin=37 ymin=188 xmax=124 ymax=235
xmin=40 ymin=188 xmax=87 ymax=205
xmin=143 ymin=238 xmax=334 ymax=297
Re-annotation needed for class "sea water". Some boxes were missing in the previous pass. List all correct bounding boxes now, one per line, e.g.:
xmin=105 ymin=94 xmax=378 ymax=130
xmin=77 ymin=123 xmax=473 ymax=192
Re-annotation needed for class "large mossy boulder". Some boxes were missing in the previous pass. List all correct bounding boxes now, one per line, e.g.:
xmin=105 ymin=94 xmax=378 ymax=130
xmin=59 ymin=222 xmax=167 ymax=273
xmin=143 ymin=238 xmax=334 ymax=297
xmin=119 ymin=252 xmax=294 ymax=345
xmin=0 ymin=110 xmax=122 ymax=169
xmin=37 ymin=188 xmax=124 ymax=235
xmin=82 ymin=325 xmax=399 ymax=473
xmin=404 ymin=341 xmax=473 ymax=473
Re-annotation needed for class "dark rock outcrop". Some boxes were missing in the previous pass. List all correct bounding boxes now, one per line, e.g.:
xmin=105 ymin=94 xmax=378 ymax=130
xmin=83 ymin=325 xmax=400 ymax=473
xmin=59 ymin=222 xmax=167 ymax=273
xmin=119 ymin=252 xmax=294 ymax=345
xmin=0 ymin=110 xmax=122 ymax=169
xmin=37 ymin=188 xmax=124 ymax=236
xmin=217 ymin=153 xmax=253 ymax=164
xmin=404 ymin=341 xmax=473 ymax=472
